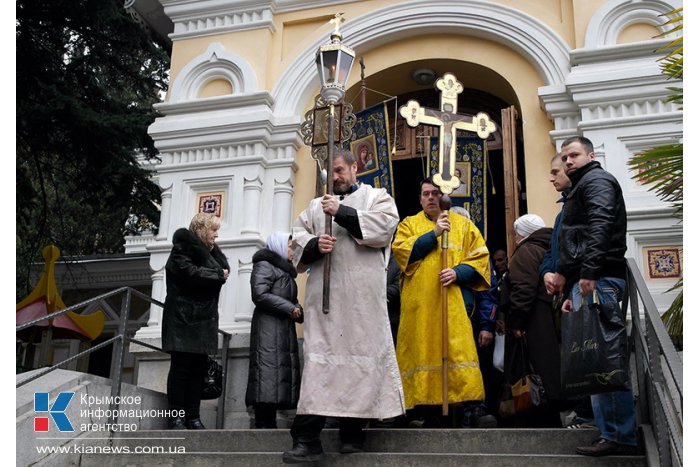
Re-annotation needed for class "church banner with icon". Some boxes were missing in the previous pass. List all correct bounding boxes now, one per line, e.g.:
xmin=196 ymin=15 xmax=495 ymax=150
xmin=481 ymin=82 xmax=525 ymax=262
xmin=351 ymin=102 xmax=394 ymax=197
xmin=428 ymin=137 xmax=487 ymax=236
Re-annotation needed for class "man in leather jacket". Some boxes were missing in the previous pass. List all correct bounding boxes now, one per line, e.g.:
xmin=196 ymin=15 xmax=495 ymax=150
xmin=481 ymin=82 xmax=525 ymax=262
xmin=554 ymin=136 xmax=637 ymax=457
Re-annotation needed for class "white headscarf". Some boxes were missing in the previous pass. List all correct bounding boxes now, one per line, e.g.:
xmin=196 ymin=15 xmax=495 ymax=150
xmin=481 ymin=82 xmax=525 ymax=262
xmin=514 ymin=214 xmax=545 ymax=239
xmin=266 ymin=231 xmax=290 ymax=260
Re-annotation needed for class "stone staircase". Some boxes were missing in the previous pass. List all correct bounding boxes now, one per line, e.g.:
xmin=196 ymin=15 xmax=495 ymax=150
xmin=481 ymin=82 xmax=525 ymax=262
xmin=77 ymin=427 xmax=647 ymax=466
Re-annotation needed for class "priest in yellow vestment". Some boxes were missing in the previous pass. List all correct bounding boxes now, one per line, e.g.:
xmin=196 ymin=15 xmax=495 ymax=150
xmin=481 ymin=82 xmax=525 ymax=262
xmin=392 ymin=179 xmax=491 ymax=410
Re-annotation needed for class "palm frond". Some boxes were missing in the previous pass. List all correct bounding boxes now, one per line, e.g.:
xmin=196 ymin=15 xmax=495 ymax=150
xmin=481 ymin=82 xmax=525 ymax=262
xmin=629 ymin=143 xmax=683 ymax=204
xmin=661 ymin=279 xmax=683 ymax=349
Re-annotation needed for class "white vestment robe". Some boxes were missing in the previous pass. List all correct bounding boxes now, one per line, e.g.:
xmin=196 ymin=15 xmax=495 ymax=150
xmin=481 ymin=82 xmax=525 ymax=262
xmin=292 ymin=184 xmax=405 ymax=419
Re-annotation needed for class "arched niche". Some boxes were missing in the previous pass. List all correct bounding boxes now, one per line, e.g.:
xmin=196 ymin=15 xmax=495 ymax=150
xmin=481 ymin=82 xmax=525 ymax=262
xmin=169 ymin=42 xmax=258 ymax=102
xmin=584 ymin=0 xmax=681 ymax=48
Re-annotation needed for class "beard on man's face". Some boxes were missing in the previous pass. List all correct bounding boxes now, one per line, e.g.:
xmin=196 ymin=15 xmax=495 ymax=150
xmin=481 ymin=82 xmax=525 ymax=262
xmin=333 ymin=178 xmax=353 ymax=195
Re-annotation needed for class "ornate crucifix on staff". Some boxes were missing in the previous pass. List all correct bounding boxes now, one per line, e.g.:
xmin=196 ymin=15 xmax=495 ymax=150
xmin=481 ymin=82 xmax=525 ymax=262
xmin=400 ymin=72 xmax=496 ymax=415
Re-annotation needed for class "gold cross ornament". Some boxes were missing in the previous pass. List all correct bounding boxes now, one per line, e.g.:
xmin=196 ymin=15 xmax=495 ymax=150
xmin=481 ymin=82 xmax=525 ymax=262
xmin=400 ymin=73 xmax=496 ymax=194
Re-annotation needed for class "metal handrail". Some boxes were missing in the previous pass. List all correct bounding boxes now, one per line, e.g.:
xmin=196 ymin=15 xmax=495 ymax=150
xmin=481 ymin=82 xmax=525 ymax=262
xmin=16 ymin=287 xmax=232 ymax=429
xmin=626 ymin=258 xmax=683 ymax=466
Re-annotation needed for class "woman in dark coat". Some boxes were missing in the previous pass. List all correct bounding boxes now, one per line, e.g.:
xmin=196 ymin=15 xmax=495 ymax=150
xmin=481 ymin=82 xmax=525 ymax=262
xmin=500 ymin=214 xmax=562 ymax=427
xmin=246 ymin=231 xmax=303 ymax=428
xmin=162 ymin=212 xmax=229 ymax=430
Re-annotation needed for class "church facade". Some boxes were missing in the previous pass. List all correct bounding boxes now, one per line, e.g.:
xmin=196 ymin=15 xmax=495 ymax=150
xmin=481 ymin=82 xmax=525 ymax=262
xmin=129 ymin=0 xmax=682 ymax=426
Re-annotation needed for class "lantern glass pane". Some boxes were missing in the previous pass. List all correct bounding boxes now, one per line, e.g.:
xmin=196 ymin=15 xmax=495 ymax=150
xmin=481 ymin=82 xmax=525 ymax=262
xmin=321 ymin=50 xmax=339 ymax=84
xmin=316 ymin=57 xmax=324 ymax=87
xmin=337 ymin=52 xmax=354 ymax=88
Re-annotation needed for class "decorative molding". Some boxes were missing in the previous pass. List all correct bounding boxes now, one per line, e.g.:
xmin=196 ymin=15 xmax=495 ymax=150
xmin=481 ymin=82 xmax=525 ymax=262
xmin=272 ymin=0 xmax=571 ymax=118
xmin=161 ymin=0 xmax=276 ymax=40
xmin=627 ymin=205 xmax=678 ymax=222
xmin=580 ymin=98 xmax=678 ymax=122
xmin=148 ymin=90 xmax=303 ymax=168
xmin=169 ymin=43 xmax=258 ymax=101
xmin=237 ymin=257 xmax=253 ymax=273
xmin=124 ymin=233 xmax=155 ymax=254
xmin=619 ymin=131 xmax=683 ymax=149
xmin=577 ymin=110 xmax=682 ymax=131
xmin=274 ymin=0 xmax=355 ymax=13
xmin=538 ymin=85 xmax=580 ymax=136
xmin=571 ymin=39 xmax=671 ymax=66
xmin=145 ymin=235 xmax=266 ymax=252
xmin=243 ymin=174 xmax=264 ymax=191
xmin=159 ymin=147 xmax=290 ymax=166
xmin=273 ymin=176 xmax=294 ymax=194
xmin=160 ymin=0 xmax=359 ymax=40
xmin=154 ymin=91 xmax=273 ymax=115
xmin=51 ymin=255 xmax=153 ymax=290
xmin=216 ymin=237 xmax=265 ymax=249
xmin=584 ymin=0 xmax=682 ymax=49
xmin=163 ymin=146 xmax=264 ymax=165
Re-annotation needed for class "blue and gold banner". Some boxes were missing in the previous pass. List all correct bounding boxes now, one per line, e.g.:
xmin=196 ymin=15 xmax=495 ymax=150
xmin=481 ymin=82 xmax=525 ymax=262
xmin=428 ymin=137 xmax=487 ymax=236
xmin=351 ymin=102 xmax=394 ymax=197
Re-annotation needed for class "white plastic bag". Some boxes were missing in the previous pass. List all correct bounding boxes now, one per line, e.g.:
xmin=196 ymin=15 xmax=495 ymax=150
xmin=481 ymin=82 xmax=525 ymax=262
xmin=493 ymin=332 xmax=505 ymax=372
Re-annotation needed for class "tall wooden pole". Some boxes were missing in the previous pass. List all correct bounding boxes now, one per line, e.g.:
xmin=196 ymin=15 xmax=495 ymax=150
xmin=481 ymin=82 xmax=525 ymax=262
xmin=322 ymin=103 xmax=336 ymax=314
xmin=439 ymin=194 xmax=452 ymax=416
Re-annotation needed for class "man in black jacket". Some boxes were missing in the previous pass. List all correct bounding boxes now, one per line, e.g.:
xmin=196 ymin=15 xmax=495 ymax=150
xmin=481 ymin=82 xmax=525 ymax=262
xmin=556 ymin=136 xmax=637 ymax=456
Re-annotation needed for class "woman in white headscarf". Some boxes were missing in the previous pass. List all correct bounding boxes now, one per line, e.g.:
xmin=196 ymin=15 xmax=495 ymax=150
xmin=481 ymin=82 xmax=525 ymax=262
xmin=246 ymin=232 xmax=303 ymax=428
xmin=500 ymin=214 xmax=563 ymax=427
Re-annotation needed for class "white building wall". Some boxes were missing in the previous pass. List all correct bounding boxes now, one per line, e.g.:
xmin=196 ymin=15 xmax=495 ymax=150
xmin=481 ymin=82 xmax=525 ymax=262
xmin=540 ymin=0 xmax=683 ymax=313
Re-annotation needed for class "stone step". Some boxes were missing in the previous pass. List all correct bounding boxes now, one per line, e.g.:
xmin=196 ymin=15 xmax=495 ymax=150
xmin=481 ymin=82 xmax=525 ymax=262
xmin=73 ymin=428 xmax=646 ymax=466
xmin=78 ymin=451 xmax=646 ymax=467
xmin=103 ymin=428 xmax=606 ymax=455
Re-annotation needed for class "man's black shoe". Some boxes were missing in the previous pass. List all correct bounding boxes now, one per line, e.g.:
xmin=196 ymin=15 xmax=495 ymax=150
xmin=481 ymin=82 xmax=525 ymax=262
xmin=339 ymin=442 xmax=364 ymax=454
xmin=185 ymin=418 xmax=206 ymax=429
xmin=467 ymin=406 xmax=498 ymax=428
xmin=576 ymin=438 xmax=638 ymax=456
xmin=169 ymin=417 xmax=187 ymax=430
xmin=282 ymin=442 xmax=324 ymax=463
xmin=473 ymin=413 xmax=498 ymax=428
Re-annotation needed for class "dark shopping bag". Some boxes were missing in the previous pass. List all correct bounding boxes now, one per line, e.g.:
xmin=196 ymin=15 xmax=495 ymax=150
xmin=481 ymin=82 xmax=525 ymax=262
xmin=498 ymin=337 xmax=546 ymax=418
xmin=201 ymin=356 xmax=223 ymax=400
xmin=561 ymin=291 xmax=629 ymax=397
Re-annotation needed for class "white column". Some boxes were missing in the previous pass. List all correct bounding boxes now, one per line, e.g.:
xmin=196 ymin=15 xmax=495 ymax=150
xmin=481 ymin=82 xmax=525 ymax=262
xmin=272 ymin=175 xmax=294 ymax=232
xmin=241 ymin=175 xmax=262 ymax=235
xmin=235 ymin=258 xmax=254 ymax=323
xmin=156 ymin=183 xmax=173 ymax=241
xmin=147 ymin=268 xmax=165 ymax=327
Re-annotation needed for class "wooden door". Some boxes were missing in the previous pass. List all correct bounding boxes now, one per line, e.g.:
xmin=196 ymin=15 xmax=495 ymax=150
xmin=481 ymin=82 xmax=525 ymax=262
xmin=501 ymin=105 xmax=520 ymax=259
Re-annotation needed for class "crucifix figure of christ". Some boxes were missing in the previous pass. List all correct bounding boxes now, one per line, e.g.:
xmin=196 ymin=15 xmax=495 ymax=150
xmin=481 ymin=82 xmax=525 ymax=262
xmin=399 ymin=72 xmax=496 ymax=194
